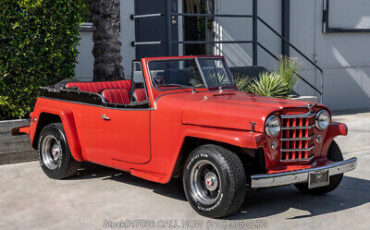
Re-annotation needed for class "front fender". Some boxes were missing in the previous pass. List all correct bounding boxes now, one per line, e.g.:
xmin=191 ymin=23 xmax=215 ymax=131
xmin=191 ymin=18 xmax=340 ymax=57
xmin=183 ymin=125 xmax=264 ymax=149
xmin=159 ymin=125 xmax=264 ymax=184
xmin=321 ymin=122 xmax=348 ymax=156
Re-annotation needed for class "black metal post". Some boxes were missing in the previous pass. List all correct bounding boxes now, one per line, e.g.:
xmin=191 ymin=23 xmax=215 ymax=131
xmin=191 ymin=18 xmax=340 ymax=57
xmin=252 ymin=0 xmax=258 ymax=66
xmin=166 ymin=0 xmax=172 ymax=56
xmin=281 ymin=0 xmax=290 ymax=56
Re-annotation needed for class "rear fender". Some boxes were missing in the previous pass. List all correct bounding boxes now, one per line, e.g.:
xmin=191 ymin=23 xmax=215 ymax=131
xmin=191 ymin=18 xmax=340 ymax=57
xmin=32 ymin=108 xmax=83 ymax=162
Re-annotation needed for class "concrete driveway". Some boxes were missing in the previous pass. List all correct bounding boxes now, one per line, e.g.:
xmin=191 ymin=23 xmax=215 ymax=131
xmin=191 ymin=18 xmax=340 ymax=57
xmin=1 ymin=113 xmax=369 ymax=230
xmin=0 ymin=152 xmax=369 ymax=230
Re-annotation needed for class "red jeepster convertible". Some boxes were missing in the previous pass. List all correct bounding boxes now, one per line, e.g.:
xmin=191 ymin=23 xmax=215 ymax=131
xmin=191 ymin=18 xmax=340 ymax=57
xmin=13 ymin=56 xmax=357 ymax=218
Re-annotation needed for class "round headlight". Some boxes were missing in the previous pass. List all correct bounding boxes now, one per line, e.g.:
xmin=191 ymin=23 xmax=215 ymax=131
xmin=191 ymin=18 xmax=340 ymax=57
xmin=316 ymin=110 xmax=330 ymax=130
xmin=265 ymin=115 xmax=281 ymax=137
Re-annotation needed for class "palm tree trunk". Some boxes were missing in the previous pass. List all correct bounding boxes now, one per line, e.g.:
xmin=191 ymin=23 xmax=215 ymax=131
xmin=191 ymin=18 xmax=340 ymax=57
xmin=91 ymin=0 xmax=124 ymax=81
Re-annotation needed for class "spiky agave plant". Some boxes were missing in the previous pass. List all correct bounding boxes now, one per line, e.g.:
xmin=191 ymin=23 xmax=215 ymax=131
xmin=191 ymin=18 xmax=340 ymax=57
xmin=249 ymin=72 xmax=290 ymax=98
xmin=208 ymin=72 xmax=229 ymax=86
xmin=234 ymin=74 xmax=252 ymax=93
xmin=279 ymin=56 xmax=300 ymax=93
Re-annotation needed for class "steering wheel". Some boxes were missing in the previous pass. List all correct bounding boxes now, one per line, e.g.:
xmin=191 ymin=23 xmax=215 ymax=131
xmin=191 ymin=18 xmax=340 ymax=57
xmin=153 ymin=74 xmax=164 ymax=86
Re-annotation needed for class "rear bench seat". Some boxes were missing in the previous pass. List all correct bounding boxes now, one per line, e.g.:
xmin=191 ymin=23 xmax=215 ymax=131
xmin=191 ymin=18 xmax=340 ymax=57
xmin=65 ymin=80 xmax=132 ymax=105
xmin=101 ymin=89 xmax=130 ymax=104
xmin=65 ymin=80 xmax=132 ymax=93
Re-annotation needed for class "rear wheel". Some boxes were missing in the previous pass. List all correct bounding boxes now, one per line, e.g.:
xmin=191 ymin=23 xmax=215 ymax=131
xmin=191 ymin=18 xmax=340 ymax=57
xmin=38 ymin=123 xmax=80 ymax=179
xmin=183 ymin=144 xmax=246 ymax=218
xmin=294 ymin=141 xmax=343 ymax=194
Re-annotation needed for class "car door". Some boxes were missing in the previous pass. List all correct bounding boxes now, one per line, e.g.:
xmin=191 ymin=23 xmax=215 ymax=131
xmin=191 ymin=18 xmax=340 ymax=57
xmin=98 ymin=106 xmax=151 ymax=164
xmin=76 ymin=63 xmax=151 ymax=165
xmin=76 ymin=105 xmax=151 ymax=165
xmin=101 ymin=63 xmax=150 ymax=164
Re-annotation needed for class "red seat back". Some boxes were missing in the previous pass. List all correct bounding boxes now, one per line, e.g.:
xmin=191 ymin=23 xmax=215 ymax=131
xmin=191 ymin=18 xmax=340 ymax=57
xmin=133 ymin=89 xmax=147 ymax=102
xmin=101 ymin=89 xmax=130 ymax=104
xmin=65 ymin=80 xmax=132 ymax=93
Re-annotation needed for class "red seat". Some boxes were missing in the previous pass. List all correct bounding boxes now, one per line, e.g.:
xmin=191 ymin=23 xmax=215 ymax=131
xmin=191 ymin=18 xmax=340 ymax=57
xmin=133 ymin=89 xmax=147 ymax=102
xmin=65 ymin=80 xmax=132 ymax=93
xmin=101 ymin=89 xmax=130 ymax=105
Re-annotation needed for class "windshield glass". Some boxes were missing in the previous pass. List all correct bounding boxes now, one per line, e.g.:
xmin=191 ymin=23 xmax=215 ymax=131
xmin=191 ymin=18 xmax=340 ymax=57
xmin=197 ymin=58 xmax=233 ymax=87
xmin=148 ymin=59 xmax=205 ymax=89
xmin=148 ymin=58 xmax=233 ymax=90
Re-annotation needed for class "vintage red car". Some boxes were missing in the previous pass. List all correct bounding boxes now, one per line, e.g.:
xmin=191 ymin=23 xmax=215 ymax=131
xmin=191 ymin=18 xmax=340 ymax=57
xmin=13 ymin=56 xmax=357 ymax=218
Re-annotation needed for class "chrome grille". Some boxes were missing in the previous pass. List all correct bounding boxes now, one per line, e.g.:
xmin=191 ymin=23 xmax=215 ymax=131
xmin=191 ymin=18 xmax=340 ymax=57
xmin=280 ymin=112 xmax=316 ymax=162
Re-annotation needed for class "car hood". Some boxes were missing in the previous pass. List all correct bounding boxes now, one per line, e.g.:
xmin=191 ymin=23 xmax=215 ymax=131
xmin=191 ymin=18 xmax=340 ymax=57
xmin=165 ymin=90 xmax=316 ymax=132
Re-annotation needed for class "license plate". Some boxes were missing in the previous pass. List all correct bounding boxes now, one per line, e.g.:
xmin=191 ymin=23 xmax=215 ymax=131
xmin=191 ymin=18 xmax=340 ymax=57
xmin=308 ymin=170 xmax=330 ymax=189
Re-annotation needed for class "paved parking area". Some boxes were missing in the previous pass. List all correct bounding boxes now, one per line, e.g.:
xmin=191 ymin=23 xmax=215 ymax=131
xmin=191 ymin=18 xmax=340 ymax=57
xmin=0 ymin=151 xmax=368 ymax=230
xmin=0 ymin=112 xmax=369 ymax=230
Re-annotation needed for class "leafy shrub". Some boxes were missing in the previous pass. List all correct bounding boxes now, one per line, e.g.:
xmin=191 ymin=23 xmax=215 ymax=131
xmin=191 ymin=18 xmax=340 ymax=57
xmin=249 ymin=72 xmax=290 ymax=98
xmin=234 ymin=57 xmax=301 ymax=98
xmin=0 ymin=0 xmax=83 ymax=120
xmin=234 ymin=74 xmax=252 ymax=93
xmin=78 ymin=0 xmax=92 ymax=23
xmin=279 ymin=56 xmax=299 ymax=93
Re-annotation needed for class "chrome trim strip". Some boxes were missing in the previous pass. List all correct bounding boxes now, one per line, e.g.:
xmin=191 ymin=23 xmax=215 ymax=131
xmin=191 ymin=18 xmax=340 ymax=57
xmin=281 ymin=111 xmax=316 ymax=119
xmin=281 ymin=124 xmax=315 ymax=130
xmin=38 ymin=97 xmax=154 ymax=111
xmin=280 ymin=146 xmax=314 ymax=152
xmin=251 ymin=157 xmax=357 ymax=188
xmin=280 ymin=136 xmax=314 ymax=141
xmin=280 ymin=155 xmax=315 ymax=163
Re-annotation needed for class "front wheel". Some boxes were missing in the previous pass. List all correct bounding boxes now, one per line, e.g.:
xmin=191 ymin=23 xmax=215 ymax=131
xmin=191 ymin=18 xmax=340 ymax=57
xmin=183 ymin=144 xmax=246 ymax=218
xmin=294 ymin=141 xmax=343 ymax=194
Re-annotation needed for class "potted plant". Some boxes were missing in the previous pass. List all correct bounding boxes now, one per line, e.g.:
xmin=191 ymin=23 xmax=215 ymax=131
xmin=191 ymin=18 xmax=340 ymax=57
xmin=235 ymin=56 xmax=318 ymax=102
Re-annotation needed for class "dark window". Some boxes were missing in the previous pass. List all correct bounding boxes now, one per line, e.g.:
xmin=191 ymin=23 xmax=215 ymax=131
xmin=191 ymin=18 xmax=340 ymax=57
xmin=183 ymin=0 xmax=214 ymax=55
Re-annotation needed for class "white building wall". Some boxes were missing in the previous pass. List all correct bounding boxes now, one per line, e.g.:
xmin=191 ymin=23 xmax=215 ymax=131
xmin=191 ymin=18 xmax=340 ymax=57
xmin=290 ymin=0 xmax=370 ymax=111
xmin=120 ymin=0 xmax=136 ymax=78
xmin=216 ymin=0 xmax=370 ymax=111
xmin=214 ymin=0 xmax=253 ymax=67
xmin=75 ymin=32 xmax=93 ymax=81
xmin=75 ymin=0 xmax=370 ymax=111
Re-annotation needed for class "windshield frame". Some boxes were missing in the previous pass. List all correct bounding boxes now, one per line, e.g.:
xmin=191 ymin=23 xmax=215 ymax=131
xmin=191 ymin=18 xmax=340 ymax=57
xmin=147 ymin=57 xmax=235 ymax=91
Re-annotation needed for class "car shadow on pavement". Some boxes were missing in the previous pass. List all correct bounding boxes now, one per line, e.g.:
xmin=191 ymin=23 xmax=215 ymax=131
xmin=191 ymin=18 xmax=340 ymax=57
xmin=230 ymin=176 xmax=370 ymax=220
xmin=70 ymin=164 xmax=187 ymax=201
xmin=70 ymin=165 xmax=370 ymax=219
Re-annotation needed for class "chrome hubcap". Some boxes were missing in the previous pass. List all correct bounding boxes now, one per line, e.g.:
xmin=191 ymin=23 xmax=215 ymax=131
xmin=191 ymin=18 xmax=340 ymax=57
xmin=190 ymin=160 xmax=221 ymax=205
xmin=204 ymin=172 xmax=218 ymax=191
xmin=41 ymin=135 xmax=62 ymax=170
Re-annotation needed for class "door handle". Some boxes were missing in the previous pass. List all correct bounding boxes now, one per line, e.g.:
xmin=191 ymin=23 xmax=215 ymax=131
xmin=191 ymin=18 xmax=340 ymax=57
xmin=101 ymin=114 xmax=111 ymax=121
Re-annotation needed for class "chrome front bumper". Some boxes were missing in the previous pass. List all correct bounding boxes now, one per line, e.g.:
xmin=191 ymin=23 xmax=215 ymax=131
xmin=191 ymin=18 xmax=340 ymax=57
xmin=251 ymin=157 xmax=357 ymax=188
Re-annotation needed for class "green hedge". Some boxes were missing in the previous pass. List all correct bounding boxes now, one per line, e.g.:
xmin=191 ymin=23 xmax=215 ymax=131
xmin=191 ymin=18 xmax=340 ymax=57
xmin=0 ymin=0 xmax=83 ymax=120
